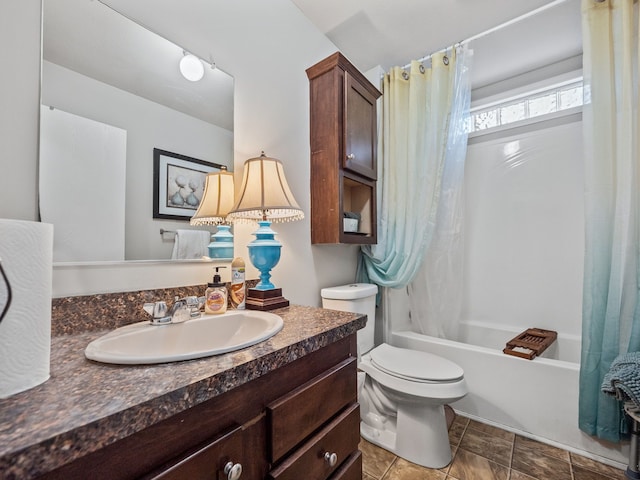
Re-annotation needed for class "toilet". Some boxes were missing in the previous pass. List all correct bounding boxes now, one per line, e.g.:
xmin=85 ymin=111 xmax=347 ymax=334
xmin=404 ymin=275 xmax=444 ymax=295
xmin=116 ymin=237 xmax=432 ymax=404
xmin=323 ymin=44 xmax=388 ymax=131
xmin=321 ymin=283 xmax=467 ymax=469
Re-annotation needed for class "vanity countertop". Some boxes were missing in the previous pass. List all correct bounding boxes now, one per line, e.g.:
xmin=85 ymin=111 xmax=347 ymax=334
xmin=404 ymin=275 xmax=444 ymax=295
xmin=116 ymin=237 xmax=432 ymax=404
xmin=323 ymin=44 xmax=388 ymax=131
xmin=0 ymin=305 xmax=365 ymax=479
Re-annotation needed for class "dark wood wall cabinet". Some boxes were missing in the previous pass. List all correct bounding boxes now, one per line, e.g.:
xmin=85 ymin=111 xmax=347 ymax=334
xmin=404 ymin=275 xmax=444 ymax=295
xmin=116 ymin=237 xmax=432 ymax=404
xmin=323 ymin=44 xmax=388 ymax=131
xmin=41 ymin=335 xmax=360 ymax=480
xmin=307 ymin=52 xmax=382 ymax=245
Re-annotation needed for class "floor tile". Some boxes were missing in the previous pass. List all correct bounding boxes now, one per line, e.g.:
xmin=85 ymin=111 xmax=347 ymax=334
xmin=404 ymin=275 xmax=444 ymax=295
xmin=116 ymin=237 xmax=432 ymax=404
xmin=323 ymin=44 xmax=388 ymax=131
xmin=512 ymin=438 xmax=572 ymax=480
xmin=514 ymin=435 xmax=570 ymax=462
xmin=570 ymin=452 xmax=625 ymax=479
xmin=467 ymin=420 xmax=515 ymax=442
xmin=448 ymin=448 xmax=510 ymax=480
xmin=572 ymin=464 xmax=626 ymax=479
xmin=449 ymin=416 xmax=469 ymax=446
xmin=360 ymin=438 xmax=397 ymax=479
xmin=446 ymin=405 xmax=456 ymax=429
xmin=360 ymin=416 xmax=623 ymax=480
xmin=460 ymin=424 xmax=514 ymax=467
xmin=382 ymin=457 xmax=446 ymax=480
xmin=508 ymin=470 xmax=537 ymax=479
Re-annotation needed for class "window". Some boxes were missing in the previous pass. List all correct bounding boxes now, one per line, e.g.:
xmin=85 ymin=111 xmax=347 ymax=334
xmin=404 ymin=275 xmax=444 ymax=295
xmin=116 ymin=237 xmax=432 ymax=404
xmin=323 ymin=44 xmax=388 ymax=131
xmin=467 ymin=78 xmax=583 ymax=134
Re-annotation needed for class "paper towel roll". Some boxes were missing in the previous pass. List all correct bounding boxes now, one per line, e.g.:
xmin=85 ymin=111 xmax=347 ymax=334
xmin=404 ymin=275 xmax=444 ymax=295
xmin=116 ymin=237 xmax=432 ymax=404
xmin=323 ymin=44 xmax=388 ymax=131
xmin=0 ymin=220 xmax=53 ymax=398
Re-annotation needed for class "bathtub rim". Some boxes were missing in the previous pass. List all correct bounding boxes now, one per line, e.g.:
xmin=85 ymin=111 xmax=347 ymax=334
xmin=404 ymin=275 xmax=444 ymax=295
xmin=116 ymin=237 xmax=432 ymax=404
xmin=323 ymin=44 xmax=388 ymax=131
xmin=394 ymin=330 xmax=580 ymax=370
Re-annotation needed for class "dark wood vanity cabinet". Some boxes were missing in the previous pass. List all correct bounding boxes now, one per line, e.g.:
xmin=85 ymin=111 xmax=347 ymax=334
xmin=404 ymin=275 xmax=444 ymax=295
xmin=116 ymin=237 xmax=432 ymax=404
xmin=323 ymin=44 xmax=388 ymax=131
xmin=266 ymin=358 xmax=359 ymax=480
xmin=307 ymin=52 xmax=381 ymax=245
xmin=40 ymin=335 xmax=360 ymax=480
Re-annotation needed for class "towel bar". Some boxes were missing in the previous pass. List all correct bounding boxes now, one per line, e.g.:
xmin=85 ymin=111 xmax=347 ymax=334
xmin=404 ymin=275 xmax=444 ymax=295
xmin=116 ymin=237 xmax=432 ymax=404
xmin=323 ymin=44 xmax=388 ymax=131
xmin=160 ymin=228 xmax=176 ymax=236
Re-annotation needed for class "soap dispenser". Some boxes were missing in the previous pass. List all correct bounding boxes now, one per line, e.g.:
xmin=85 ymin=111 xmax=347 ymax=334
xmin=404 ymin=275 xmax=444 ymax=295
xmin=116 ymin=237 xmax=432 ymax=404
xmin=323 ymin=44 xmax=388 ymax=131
xmin=205 ymin=266 xmax=228 ymax=314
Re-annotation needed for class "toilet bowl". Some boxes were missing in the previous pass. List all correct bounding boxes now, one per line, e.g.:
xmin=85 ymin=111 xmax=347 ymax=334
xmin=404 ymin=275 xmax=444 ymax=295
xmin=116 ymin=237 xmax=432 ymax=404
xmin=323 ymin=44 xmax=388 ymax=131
xmin=321 ymin=283 xmax=467 ymax=469
xmin=359 ymin=343 xmax=467 ymax=468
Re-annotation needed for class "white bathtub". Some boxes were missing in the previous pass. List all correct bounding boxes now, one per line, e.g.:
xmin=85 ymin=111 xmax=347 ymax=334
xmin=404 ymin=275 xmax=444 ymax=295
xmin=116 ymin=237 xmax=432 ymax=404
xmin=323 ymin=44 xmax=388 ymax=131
xmin=389 ymin=321 xmax=628 ymax=467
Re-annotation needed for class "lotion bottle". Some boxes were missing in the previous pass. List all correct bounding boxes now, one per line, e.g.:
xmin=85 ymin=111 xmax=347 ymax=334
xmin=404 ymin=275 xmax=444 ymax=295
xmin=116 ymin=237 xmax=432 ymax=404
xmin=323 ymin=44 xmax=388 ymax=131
xmin=230 ymin=257 xmax=246 ymax=310
xmin=205 ymin=266 xmax=227 ymax=314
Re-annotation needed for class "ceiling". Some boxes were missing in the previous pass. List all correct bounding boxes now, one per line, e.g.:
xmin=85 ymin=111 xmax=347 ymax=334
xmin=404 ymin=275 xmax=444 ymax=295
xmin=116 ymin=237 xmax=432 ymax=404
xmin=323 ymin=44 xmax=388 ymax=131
xmin=291 ymin=0 xmax=583 ymax=90
xmin=43 ymin=0 xmax=582 ymax=122
xmin=43 ymin=0 xmax=234 ymax=130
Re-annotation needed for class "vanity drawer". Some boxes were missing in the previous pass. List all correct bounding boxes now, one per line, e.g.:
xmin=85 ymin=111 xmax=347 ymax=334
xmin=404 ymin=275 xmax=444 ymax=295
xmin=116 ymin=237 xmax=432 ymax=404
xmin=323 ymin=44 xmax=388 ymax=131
xmin=267 ymin=357 xmax=357 ymax=462
xmin=146 ymin=421 xmax=261 ymax=480
xmin=328 ymin=450 xmax=362 ymax=480
xmin=267 ymin=402 xmax=360 ymax=480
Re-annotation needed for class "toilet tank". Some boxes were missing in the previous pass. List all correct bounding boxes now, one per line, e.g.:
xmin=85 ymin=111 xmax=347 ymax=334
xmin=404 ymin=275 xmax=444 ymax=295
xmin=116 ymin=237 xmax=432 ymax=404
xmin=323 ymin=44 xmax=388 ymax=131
xmin=321 ymin=283 xmax=378 ymax=354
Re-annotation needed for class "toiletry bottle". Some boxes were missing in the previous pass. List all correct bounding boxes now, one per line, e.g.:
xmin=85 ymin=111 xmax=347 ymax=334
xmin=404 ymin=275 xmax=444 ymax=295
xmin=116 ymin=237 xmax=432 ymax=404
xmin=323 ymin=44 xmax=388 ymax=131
xmin=230 ymin=257 xmax=246 ymax=310
xmin=205 ymin=266 xmax=228 ymax=314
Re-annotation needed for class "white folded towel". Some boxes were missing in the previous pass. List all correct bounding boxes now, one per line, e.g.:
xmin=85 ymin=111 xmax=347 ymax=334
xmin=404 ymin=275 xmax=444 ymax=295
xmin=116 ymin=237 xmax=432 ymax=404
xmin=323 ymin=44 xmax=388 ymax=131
xmin=171 ymin=229 xmax=210 ymax=259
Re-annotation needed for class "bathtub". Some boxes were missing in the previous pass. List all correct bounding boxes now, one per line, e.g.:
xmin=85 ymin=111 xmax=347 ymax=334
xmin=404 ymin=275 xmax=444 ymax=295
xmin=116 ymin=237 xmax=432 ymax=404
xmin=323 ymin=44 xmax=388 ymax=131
xmin=389 ymin=320 xmax=628 ymax=467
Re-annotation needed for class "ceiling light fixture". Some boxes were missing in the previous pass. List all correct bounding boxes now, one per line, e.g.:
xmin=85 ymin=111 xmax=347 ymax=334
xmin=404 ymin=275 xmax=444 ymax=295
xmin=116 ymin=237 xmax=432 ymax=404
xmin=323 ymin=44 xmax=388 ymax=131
xmin=179 ymin=52 xmax=205 ymax=82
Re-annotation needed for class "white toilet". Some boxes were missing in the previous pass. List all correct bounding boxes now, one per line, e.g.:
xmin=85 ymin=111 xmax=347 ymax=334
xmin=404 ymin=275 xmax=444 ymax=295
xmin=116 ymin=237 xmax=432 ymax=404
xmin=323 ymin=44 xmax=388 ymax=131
xmin=321 ymin=283 xmax=467 ymax=469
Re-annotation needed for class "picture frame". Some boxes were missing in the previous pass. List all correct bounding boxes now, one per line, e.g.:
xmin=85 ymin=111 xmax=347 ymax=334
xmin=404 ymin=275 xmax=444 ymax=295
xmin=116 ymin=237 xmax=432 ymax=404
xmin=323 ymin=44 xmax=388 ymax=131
xmin=153 ymin=148 xmax=225 ymax=221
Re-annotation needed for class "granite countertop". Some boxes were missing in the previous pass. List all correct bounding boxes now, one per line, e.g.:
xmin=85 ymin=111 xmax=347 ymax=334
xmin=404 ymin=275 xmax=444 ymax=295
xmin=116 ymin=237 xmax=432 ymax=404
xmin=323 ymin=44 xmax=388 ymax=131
xmin=0 ymin=305 xmax=365 ymax=478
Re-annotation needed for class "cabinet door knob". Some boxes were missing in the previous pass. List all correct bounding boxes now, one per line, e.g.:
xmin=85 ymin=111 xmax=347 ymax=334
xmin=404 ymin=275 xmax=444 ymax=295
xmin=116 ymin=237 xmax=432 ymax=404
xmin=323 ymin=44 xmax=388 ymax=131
xmin=324 ymin=451 xmax=338 ymax=467
xmin=346 ymin=153 xmax=355 ymax=160
xmin=223 ymin=461 xmax=243 ymax=480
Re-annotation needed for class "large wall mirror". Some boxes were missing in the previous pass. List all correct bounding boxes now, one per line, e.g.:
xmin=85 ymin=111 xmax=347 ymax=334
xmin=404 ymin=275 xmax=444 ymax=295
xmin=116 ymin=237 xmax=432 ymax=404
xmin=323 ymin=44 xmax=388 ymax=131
xmin=40 ymin=0 xmax=234 ymax=263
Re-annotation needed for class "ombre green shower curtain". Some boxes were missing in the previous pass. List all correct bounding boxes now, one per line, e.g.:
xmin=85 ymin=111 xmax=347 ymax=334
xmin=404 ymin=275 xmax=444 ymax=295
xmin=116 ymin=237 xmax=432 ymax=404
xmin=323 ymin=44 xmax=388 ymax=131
xmin=357 ymin=46 xmax=472 ymax=301
xmin=579 ymin=0 xmax=640 ymax=442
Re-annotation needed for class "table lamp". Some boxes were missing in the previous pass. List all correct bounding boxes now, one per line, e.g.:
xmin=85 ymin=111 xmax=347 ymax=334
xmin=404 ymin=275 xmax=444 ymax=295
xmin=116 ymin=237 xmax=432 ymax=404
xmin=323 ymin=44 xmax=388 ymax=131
xmin=227 ymin=152 xmax=304 ymax=310
xmin=190 ymin=166 xmax=235 ymax=259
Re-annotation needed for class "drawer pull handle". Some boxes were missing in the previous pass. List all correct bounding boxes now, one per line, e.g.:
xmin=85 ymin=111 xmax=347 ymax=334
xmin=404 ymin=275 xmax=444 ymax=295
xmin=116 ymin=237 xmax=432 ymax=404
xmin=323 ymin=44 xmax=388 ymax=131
xmin=224 ymin=461 xmax=243 ymax=480
xmin=324 ymin=451 xmax=338 ymax=467
xmin=346 ymin=154 xmax=355 ymax=160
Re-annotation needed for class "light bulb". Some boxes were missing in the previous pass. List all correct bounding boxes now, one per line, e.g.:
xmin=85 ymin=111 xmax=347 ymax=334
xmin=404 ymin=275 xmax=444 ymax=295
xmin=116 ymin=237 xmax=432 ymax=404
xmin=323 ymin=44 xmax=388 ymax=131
xmin=179 ymin=54 xmax=204 ymax=82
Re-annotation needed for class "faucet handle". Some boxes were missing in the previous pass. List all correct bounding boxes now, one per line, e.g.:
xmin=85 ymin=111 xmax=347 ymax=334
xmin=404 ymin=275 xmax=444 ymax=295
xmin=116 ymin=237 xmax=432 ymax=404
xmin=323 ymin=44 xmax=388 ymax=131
xmin=183 ymin=296 xmax=199 ymax=307
xmin=182 ymin=296 xmax=205 ymax=317
xmin=143 ymin=301 xmax=168 ymax=319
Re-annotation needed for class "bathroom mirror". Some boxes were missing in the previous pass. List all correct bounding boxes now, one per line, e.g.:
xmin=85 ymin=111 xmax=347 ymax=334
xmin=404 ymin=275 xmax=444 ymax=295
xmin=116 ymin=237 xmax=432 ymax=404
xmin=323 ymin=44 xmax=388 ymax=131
xmin=40 ymin=0 xmax=234 ymax=263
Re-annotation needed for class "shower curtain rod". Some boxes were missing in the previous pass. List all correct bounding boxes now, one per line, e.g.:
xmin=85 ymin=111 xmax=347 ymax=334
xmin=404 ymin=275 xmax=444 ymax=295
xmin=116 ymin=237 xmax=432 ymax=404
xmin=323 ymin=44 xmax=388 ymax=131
xmin=403 ymin=0 xmax=575 ymax=69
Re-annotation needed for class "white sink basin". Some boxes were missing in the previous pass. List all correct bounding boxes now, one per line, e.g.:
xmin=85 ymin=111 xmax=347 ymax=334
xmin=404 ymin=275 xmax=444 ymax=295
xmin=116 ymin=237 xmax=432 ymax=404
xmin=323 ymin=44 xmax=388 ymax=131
xmin=85 ymin=310 xmax=283 ymax=365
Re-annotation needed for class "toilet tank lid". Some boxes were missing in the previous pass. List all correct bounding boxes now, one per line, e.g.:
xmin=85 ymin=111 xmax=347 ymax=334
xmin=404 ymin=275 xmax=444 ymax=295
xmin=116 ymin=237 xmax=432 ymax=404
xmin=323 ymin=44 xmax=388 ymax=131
xmin=321 ymin=283 xmax=378 ymax=300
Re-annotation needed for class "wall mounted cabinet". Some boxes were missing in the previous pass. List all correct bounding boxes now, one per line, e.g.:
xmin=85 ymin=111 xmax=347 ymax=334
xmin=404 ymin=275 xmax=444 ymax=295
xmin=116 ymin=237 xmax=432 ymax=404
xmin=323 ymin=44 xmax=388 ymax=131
xmin=307 ymin=52 xmax=381 ymax=245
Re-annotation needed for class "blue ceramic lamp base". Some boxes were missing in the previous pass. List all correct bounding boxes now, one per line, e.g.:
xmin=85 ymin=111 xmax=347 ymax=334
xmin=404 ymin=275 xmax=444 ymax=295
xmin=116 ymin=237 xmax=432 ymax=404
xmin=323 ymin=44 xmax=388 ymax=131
xmin=246 ymin=220 xmax=289 ymax=310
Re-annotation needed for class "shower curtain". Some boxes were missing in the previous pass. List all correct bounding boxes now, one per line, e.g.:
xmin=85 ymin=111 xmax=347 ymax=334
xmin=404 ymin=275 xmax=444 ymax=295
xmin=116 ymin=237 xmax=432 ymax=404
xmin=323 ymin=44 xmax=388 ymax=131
xmin=357 ymin=45 xmax=472 ymax=337
xmin=579 ymin=0 xmax=640 ymax=442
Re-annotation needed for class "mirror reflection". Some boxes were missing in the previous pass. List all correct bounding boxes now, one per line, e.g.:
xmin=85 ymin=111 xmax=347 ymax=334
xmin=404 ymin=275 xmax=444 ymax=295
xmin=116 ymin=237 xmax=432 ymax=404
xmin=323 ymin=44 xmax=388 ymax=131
xmin=40 ymin=0 xmax=234 ymax=263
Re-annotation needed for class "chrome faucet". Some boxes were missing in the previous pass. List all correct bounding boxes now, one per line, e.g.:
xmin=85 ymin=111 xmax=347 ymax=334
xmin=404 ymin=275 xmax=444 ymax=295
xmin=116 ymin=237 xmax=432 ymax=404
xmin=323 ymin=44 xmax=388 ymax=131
xmin=143 ymin=296 xmax=204 ymax=325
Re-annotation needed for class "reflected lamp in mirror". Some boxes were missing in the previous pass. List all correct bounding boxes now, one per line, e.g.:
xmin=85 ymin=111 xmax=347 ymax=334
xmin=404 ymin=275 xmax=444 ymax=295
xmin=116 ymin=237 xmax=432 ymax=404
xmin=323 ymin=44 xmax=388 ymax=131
xmin=227 ymin=152 xmax=304 ymax=310
xmin=190 ymin=166 xmax=235 ymax=259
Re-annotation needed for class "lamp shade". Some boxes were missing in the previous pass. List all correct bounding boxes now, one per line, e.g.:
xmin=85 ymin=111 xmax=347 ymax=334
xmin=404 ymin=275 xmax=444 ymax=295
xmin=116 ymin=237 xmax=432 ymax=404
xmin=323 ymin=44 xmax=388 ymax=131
xmin=190 ymin=166 xmax=235 ymax=225
xmin=227 ymin=152 xmax=304 ymax=223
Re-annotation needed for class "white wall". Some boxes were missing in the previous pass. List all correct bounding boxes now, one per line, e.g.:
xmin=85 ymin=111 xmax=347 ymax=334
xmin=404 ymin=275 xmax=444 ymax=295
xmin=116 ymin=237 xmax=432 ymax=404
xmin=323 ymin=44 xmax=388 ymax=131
xmin=0 ymin=0 xmax=41 ymax=221
xmin=5 ymin=0 xmax=360 ymax=302
xmin=463 ymin=119 xmax=585 ymax=337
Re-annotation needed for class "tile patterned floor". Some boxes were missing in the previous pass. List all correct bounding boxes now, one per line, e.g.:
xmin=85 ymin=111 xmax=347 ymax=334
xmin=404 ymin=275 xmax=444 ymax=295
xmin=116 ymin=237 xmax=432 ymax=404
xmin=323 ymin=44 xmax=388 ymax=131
xmin=361 ymin=415 xmax=627 ymax=480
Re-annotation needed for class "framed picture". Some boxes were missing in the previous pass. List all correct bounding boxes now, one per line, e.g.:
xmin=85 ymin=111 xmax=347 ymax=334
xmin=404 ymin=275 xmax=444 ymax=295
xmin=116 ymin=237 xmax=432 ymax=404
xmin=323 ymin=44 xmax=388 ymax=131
xmin=153 ymin=148 xmax=225 ymax=220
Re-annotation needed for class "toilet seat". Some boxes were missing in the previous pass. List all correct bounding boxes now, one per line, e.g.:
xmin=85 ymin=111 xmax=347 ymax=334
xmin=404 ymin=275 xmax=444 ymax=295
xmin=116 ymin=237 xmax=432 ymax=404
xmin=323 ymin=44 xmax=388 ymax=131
xmin=359 ymin=343 xmax=467 ymax=402
xmin=369 ymin=344 xmax=463 ymax=383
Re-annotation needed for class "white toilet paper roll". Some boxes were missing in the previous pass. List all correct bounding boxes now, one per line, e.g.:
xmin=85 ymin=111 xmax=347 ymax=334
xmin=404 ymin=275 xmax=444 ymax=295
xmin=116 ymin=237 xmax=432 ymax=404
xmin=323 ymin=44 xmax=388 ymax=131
xmin=0 ymin=220 xmax=53 ymax=398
